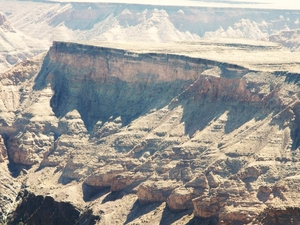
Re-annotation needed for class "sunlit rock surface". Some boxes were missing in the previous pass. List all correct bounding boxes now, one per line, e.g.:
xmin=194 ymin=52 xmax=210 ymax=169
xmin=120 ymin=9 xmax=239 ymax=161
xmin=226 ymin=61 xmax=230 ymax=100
xmin=1 ymin=40 xmax=300 ymax=224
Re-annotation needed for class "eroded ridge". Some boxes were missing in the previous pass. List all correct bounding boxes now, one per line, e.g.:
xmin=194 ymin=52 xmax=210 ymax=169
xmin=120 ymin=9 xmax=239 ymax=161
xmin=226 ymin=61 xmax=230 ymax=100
xmin=1 ymin=41 xmax=300 ymax=224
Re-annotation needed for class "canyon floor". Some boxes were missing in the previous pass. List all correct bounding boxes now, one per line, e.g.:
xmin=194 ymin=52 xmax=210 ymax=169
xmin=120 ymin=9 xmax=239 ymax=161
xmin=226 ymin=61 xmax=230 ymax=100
xmin=1 ymin=39 xmax=300 ymax=225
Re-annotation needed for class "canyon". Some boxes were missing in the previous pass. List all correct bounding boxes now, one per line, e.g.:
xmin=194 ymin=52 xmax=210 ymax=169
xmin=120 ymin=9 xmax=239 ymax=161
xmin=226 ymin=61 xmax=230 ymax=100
xmin=1 ymin=39 xmax=300 ymax=224
xmin=1 ymin=1 xmax=300 ymax=72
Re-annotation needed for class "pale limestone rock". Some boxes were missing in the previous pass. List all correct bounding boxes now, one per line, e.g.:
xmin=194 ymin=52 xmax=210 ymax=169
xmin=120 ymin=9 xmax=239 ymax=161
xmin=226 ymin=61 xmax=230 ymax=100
xmin=185 ymin=173 xmax=209 ymax=190
xmin=84 ymin=164 xmax=125 ymax=188
xmin=60 ymin=155 xmax=91 ymax=182
xmin=0 ymin=136 xmax=7 ymax=162
xmin=166 ymin=187 xmax=195 ymax=211
xmin=169 ymin=160 xmax=193 ymax=182
xmin=137 ymin=180 xmax=181 ymax=204
xmin=93 ymin=117 xmax=122 ymax=139
xmin=110 ymin=172 xmax=146 ymax=192
xmin=6 ymin=131 xmax=55 ymax=165
xmin=219 ymin=200 xmax=265 ymax=225
xmin=3 ymin=41 xmax=300 ymax=224
xmin=58 ymin=110 xmax=88 ymax=135
xmin=206 ymin=171 xmax=221 ymax=188
xmin=0 ymin=166 xmax=20 ymax=222
xmin=192 ymin=191 xmax=229 ymax=218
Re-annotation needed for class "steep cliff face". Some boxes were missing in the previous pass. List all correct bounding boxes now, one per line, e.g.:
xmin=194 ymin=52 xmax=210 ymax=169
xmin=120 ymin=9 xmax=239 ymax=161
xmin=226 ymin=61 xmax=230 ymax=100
xmin=1 ymin=41 xmax=300 ymax=224
xmin=9 ymin=190 xmax=99 ymax=225
xmin=34 ymin=42 xmax=247 ymax=131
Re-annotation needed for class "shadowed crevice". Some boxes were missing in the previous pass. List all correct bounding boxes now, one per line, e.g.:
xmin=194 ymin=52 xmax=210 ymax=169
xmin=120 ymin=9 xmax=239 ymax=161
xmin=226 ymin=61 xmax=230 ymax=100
xmin=159 ymin=207 xmax=193 ymax=225
xmin=9 ymin=190 xmax=99 ymax=225
xmin=82 ymin=183 xmax=110 ymax=202
xmin=124 ymin=200 xmax=161 ymax=224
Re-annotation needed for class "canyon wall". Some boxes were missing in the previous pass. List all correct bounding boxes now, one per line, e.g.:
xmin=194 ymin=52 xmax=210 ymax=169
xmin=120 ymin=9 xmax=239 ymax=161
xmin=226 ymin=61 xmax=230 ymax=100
xmin=1 ymin=41 xmax=300 ymax=224
xmin=34 ymin=42 xmax=247 ymax=131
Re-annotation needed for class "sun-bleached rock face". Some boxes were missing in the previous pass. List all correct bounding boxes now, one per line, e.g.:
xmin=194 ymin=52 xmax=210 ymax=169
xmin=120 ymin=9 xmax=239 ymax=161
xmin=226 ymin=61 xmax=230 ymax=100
xmin=0 ymin=12 xmax=5 ymax=25
xmin=0 ymin=136 xmax=7 ymax=162
xmin=0 ymin=167 xmax=20 ymax=223
xmin=166 ymin=187 xmax=196 ymax=211
xmin=110 ymin=171 xmax=146 ymax=192
xmin=138 ymin=180 xmax=182 ymax=204
xmin=2 ymin=1 xmax=300 ymax=48
xmin=0 ymin=11 xmax=48 ymax=72
xmin=269 ymin=29 xmax=300 ymax=51
xmin=0 ymin=12 xmax=14 ymax=32
xmin=84 ymin=164 xmax=125 ymax=188
xmin=34 ymin=42 xmax=248 ymax=132
xmin=204 ymin=19 xmax=268 ymax=40
xmin=2 ymin=41 xmax=300 ymax=224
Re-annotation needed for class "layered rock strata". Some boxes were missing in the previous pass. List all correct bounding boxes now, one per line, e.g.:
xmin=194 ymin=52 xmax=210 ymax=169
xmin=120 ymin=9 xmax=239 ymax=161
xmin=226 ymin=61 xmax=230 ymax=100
xmin=1 ymin=41 xmax=300 ymax=224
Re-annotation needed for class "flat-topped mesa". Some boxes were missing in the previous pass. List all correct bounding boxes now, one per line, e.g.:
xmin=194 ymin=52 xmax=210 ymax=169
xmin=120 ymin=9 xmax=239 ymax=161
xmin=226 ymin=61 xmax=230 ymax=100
xmin=40 ymin=41 xmax=248 ymax=83
xmin=34 ymin=41 xmax=249 ymax=131
xmin=4 ymin=41 xmax=300 ymax=224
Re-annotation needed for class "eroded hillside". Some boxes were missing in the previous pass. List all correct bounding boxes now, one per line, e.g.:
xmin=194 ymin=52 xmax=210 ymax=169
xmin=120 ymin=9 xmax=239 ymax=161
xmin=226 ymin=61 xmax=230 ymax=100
xmin=1 ymin=41 xmax=300 ymax=224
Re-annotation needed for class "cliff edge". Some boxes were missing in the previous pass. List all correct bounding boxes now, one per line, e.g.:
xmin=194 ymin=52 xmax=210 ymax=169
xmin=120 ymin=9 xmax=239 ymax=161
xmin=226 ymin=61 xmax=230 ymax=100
xmin=1 ymin=41 xmax=300 ymax=224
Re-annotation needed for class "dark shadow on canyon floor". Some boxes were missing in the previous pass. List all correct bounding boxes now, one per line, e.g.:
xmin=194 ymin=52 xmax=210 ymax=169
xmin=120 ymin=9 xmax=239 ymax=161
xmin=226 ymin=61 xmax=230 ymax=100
xmin=159 ymin=207 xmax=193 ymax=225
xmin=82 ymin=183 xmax=110 ymax=202
xmin=102 ymin=190 xmax=126 ymax=204
xmin=185 ymin=216 xmax=218 ymax=225
xmin=7 ymin=159 xmax=30 ymax=178
xmin=124 ymin=200 xmax=161 ymax=224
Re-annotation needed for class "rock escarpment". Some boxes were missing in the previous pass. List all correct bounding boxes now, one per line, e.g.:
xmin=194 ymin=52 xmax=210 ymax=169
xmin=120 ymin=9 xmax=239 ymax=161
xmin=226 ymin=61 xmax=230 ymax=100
xmin=1 ymin=41 xmax=300 ymax=224
xmin=34 ymin=41 xmax=247 ymax=131
xmin=10 ymin=190 xmax=99 ymax=225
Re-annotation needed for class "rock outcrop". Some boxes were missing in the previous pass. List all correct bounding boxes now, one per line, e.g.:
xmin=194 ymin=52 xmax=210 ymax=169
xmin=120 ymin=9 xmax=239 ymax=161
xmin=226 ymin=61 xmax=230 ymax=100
xmin=9 ymin=190 xmax=99 ymax=225
xmin=0 ymin=166 xmax=20 ymax=224
xmin=0 ymin=11 xmax=48 ymax=72
xmin=138 ymin=180 xmax=181 ymax=204
xmin=0 ymin=136 xmax=7 ymax=162
xmin=1 ymin=41 xmax=300 ymax=224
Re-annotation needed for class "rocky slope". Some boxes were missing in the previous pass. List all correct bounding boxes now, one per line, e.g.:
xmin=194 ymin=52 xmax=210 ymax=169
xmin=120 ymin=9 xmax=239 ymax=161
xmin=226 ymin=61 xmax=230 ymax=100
xmin=1 ymin=0 xmax=300 ymax=76
xmin=0 ymin=12 xmax=48 ymax=72
xmin=1 ymin=1 xmax=300 ymax=57
xmin=269 ymin=29 xmax=300 ymax=52
xmin=1 ymin=40 xmax=300 ymax=224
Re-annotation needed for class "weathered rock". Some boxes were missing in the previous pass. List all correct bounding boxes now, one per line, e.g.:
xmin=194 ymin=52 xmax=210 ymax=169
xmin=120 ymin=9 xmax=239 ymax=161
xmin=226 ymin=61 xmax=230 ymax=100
xmin=110 ymin=171 xmax=146 ymax=192
xmin=6 ymin=130 xmax=55 ymax=166
xmin=192 ymin=190 xmax=229 ymax=218
xmin=255 ymin=207 xmax=300 ymax=225
xmin=0 ymin=167 xmax=20 ymax=222
xmin=10 ymin=190 xmax=99 ymax=225
xmin=238 ymin=163 xmax=271 ymax=181
xmin=185 ymin=173 xmax=209 ymax=190
xmin=57 ymin=110 xmax=88 ymax=135
xmin=219 ymin=199 xmax=265 ymax=225
xmin=166 ymin=187 xmax=195 ymax=211
xmin=0 ymin=136 xmax=7 ymax=162
xmin=206 ymin=171 xmax=221 ymax=188
xmin=2 ymin=40 xmax=300 ymax=225
xmin=84 ymin=164 xmax=125 ymax=188
xmin=93 ymin=117 xmax=122 ymax=139
xmin=169 ymin=160 xmax=194 ymax=182
xmin=257 ymin=185 xmax=273 ymax=202
xmin=137 ymin=180 xmax=181 ymax=204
